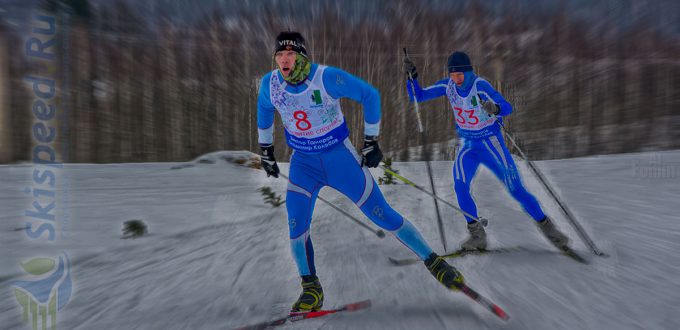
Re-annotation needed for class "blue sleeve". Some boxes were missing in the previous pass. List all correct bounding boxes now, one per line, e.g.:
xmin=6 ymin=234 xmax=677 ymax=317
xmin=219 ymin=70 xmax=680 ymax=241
xmin=476 ymin=80 xmax=512 ymax=116
xmin=406 ymin=78 xmax=448 ymax=103
xmin=323 ymin=67 xmax=381 ymax=136
xmin=257 ymin=72 xmax=276 ymax=146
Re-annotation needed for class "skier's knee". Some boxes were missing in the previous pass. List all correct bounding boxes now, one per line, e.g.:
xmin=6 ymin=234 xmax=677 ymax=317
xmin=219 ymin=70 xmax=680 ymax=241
xmin=507 ymin=185 xmax=522 ymax=197
xmin=508 ymin=184 xmax=530 ymax=201
xmin=368 ymin=204 xmax=403 ymax=231
xmin=360 ymin=194 xmax=403 ymax=231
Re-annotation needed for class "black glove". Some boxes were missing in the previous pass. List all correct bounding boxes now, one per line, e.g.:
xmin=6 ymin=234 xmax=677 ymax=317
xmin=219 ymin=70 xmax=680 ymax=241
xmin=403 ymin=57 xmax=418 ymax=80
xmin=260 ymin=144 xmax=280 ymax=178
xmin=480 ymin=99 xmax=500 ymax=116
xmin=361 ymin=136 xmax=383 ymax=168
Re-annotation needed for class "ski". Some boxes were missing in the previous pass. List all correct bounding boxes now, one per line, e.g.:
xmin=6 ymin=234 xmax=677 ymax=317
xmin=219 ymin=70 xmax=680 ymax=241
xmin=233 ymin=300 xmax=371 ymax=330
xmin=389 ymin=246 xmax=529 ymax=266
xmin=454 ymin=282 xmax=510 ymax=320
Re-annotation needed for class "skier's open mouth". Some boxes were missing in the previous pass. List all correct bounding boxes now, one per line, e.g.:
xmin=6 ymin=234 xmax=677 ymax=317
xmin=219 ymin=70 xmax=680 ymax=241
xmin=282 ymin=67 xmax=291 ymax=74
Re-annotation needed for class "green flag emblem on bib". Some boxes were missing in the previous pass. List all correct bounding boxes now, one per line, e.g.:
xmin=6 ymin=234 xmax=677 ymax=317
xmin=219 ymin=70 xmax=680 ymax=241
xmin=311 ymin=90 xmax=322 ymax=105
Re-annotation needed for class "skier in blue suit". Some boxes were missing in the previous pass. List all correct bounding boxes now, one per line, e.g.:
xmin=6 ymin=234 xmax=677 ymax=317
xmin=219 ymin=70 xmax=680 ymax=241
xmin=257 ymin=31 xmax=465 ymax=312
xmin=403 ymin=51 xmax=570 ymax=252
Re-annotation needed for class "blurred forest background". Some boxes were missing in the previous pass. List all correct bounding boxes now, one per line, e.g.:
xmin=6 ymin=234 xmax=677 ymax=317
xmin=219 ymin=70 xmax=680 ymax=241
xmin=0 ymin=0 xmax=678 ymax=163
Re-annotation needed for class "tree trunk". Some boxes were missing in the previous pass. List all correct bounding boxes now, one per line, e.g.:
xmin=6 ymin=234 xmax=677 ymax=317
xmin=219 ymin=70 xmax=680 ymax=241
xmin=0 ymin=35 xmax=11 ymax=163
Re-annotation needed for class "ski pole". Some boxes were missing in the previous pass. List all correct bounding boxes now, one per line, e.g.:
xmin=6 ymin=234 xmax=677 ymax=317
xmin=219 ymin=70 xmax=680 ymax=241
xmin=491 ymin=118 xmax=606 ymax=256
xmin=248 ymin=152 xmax=386 ymax=239
xmin=380 ymin=165 xmax=483 ymax=223
xmin=403 ymin=48 xmax=447 ymax=251
xmin=403 ymin=48 xmax=424 ymax=133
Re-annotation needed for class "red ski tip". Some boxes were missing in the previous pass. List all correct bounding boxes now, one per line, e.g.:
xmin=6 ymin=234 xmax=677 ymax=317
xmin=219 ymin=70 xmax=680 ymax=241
xmin=492 ymin=304 xmax=510 ymax=320
xmin=345 ymin=300 xmax=372 ymax=311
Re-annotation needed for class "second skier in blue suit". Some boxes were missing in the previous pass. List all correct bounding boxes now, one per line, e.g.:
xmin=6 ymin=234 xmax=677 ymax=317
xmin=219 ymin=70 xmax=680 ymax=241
xmin=403 ymin=51 xmax=571 ymax=252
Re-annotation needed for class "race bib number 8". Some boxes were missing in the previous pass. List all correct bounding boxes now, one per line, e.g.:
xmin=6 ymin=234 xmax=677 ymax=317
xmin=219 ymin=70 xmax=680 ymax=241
xmin=293 ymin=110 xmax=312 ymax=131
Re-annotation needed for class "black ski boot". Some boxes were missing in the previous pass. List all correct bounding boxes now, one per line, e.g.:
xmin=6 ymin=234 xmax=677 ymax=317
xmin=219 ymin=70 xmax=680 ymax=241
xmin=537 ymin=216 xmax=569 ymax=250
xmin=424 ymin=253 xmax=465 ymax=291
xmin=291 ymin=275 xmax=324 ymax=313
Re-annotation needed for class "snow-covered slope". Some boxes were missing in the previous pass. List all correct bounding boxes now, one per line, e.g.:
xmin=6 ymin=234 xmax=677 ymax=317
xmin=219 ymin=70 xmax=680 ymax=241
xmin=1 ymin=150 xmax=679 ymax=329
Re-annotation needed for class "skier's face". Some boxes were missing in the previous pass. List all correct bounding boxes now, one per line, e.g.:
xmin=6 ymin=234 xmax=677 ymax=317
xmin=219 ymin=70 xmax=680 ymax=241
xmin=275 ymin=50 xmax=297 ymax=77
xmin=450 ymin=72 xmax=465 ymax=86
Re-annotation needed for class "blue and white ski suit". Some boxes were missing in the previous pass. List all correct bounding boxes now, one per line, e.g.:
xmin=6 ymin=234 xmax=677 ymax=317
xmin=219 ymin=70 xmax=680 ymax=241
xmin=407 ymin=72 xmax=546 ymax=224
xmin=258 ymin=64 xmax=433 ymax=276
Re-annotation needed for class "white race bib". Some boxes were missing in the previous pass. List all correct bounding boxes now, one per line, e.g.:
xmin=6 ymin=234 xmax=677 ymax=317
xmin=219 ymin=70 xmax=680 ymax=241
xmin=269 ymin=65 xmax=349 ymax=152
xmin=446 ymin=78 xmax=495 ymax=131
